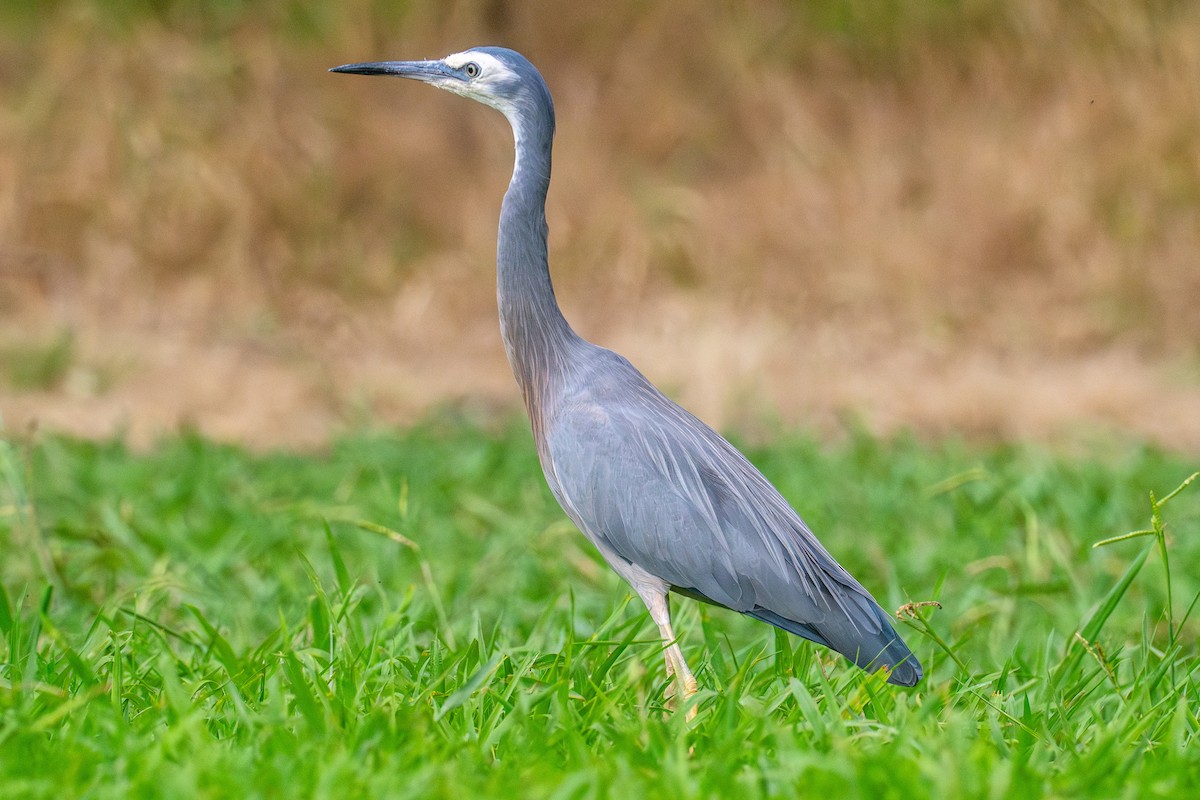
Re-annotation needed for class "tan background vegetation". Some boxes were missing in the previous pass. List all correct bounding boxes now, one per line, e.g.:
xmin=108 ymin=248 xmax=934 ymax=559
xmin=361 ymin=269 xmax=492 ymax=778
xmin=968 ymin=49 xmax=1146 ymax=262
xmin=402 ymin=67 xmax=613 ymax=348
xmin=1 ymin=1 xmax=1198 ymax=449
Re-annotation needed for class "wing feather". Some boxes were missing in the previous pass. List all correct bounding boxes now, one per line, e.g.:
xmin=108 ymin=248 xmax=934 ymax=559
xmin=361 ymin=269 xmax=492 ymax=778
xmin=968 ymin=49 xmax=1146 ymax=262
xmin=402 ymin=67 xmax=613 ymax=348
xmin=544 ymin=354 xmax=922 ymax=685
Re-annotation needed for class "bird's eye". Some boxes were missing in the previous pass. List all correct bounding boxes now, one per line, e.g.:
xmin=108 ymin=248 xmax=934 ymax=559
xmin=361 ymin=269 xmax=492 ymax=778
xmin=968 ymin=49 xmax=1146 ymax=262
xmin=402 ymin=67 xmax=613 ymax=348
xmin=464 ymin=62 xmax=481 ymax=78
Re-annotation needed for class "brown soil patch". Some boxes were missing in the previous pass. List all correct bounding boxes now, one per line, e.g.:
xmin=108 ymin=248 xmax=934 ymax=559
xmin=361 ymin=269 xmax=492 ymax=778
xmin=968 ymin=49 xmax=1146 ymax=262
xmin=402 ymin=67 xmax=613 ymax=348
xmin=4 ymin=281 xmax=1198 ymax=451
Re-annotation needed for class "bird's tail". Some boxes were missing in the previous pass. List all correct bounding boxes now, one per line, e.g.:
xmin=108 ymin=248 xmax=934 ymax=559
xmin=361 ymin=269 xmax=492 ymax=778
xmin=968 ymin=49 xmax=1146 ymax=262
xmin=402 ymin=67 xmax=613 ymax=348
xmin=749 ymin=602 xmax=923 ymax=687
xmin=829 ymin=600 xmax=923 ymax=686
xmin=860 ymin=619 xmax=923 ymax=687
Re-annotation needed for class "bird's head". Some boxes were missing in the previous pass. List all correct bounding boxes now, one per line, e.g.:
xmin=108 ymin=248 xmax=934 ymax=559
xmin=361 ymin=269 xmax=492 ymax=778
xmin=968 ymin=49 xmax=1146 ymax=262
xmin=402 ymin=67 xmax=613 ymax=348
xmin=331 ymin=47 xmax=554 ymax=140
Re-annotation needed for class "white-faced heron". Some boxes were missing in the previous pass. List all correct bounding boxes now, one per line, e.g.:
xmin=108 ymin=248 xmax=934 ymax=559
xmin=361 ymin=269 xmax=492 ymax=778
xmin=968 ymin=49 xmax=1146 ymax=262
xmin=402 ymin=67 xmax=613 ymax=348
xmin=331 ymin=47 xmax=922 ymax=704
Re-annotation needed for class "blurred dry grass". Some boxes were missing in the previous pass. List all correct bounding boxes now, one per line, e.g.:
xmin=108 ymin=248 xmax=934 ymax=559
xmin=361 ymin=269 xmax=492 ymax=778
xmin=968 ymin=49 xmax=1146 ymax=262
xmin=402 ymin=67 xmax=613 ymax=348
xmin=1 ymin=0 xmax=1198 ymax=448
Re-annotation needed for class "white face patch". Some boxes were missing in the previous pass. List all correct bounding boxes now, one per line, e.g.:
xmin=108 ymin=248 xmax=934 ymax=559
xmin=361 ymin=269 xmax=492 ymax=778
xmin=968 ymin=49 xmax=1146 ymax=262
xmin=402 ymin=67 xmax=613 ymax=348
xmin=438 ymin=50 xmax=523 ymax=120
xmin=444 ymin=51 xmax=513 ymax=88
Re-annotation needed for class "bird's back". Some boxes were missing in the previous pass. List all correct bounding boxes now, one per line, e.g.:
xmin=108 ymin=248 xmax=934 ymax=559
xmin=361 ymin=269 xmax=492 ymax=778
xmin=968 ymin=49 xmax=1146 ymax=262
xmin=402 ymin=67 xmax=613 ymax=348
xmin=540 ymin=343 xmax=921 ymax=686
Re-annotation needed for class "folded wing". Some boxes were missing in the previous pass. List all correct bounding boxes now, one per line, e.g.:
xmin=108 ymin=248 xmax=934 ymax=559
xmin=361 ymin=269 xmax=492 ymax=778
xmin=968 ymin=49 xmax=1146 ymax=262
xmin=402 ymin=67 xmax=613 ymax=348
xmin=546 ymin=366 xmax=921 ymax=686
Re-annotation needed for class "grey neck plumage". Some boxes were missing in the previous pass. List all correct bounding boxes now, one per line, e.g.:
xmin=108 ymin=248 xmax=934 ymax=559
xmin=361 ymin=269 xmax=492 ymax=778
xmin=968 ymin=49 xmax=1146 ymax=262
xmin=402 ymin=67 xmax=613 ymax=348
xmin=496 ymin=103 xmax=581 ymax=424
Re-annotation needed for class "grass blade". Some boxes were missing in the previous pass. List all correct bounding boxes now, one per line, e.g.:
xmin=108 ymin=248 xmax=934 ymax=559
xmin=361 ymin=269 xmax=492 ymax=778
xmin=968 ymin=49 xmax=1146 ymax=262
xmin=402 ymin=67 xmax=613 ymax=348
xmin=1051 ymin=542 xmax=1152 ymax=694
xmin=435 ymin=653 xmax=502 ymax=722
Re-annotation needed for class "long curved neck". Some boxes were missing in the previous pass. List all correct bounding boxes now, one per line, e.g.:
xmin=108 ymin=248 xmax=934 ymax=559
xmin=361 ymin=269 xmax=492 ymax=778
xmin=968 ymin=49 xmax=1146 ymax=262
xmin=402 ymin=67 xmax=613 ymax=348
xmin=497 ymin=110 xmax=578 ymax=414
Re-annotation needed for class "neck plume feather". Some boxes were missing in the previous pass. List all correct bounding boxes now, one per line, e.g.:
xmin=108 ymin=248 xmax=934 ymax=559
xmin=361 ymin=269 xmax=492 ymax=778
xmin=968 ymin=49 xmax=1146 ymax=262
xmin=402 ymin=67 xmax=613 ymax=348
xmin=497 ymin=106 xmax=578 ymax=420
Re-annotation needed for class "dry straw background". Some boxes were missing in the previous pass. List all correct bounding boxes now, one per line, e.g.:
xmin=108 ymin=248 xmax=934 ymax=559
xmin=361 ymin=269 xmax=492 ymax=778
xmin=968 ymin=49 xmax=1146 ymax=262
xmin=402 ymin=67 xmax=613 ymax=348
xmin=2 ymin=1 xmax=1198 ymax=449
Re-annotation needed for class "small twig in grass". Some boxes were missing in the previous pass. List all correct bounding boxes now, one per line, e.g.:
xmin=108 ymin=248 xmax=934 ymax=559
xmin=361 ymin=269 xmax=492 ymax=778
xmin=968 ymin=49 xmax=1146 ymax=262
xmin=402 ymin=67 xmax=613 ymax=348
xmin=816 ymin=654 xmax=831 ymax=684
xmin=1091 ymin=528 xmax=1155 ymax=548
xmin=1073 ymin=631 xmax=1125 ymax=701
xmin=896 ymin=601 xmax=942 ymax=620
xmin=346 ymin=518 xmax=421 ymax=551
xmin=1155 ymin=471 xmax=1199 ymax=507
xmin=895 ymin=600 xmax=968 ymax=672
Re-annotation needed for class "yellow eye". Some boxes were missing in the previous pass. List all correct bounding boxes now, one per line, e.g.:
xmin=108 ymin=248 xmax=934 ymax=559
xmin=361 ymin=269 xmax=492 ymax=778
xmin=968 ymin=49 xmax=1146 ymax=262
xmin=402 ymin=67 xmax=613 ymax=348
xmin=464 ymin=62 xmax=481 ymax=78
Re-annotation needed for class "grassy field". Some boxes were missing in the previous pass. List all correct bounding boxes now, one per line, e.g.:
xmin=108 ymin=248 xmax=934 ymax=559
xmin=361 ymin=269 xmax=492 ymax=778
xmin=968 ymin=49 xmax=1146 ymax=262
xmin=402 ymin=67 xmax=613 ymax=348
xmin=1 ymin=418 xmax=1198 ymax=797
xmin=2 ymin=9 xmax=1199 ymax=792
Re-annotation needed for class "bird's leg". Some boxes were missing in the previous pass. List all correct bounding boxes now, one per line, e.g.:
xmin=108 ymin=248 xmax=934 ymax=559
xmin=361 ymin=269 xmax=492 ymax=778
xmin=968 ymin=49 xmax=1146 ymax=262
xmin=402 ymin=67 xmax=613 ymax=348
xmin=659 ymin=622 xmax=699 ymax=706
xmin=635 ymin=587 xmax=698 ymax=714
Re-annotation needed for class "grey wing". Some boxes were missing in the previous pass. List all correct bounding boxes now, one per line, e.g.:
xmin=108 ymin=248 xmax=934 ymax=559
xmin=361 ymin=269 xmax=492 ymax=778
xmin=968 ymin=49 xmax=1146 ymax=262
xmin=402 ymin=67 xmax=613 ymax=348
xmin=545 ymin=387 xmax=921 ymax=686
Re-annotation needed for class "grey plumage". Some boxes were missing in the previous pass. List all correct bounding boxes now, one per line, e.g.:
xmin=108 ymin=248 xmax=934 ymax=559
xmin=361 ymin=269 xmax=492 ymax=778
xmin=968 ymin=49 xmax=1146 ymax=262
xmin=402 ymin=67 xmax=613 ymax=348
xmin=331 ymin=47 xmax=922 ymax=695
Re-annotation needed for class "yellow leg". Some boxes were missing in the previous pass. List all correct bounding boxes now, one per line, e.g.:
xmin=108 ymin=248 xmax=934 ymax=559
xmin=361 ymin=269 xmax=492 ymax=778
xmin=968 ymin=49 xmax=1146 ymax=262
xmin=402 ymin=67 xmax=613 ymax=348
xmin=659 ymin=621 xmax=698 ymax=703
xmin=636 ymin=588 xmax=698 ymax=718
xmin=608 ymin=556 xmax=701 ymax=720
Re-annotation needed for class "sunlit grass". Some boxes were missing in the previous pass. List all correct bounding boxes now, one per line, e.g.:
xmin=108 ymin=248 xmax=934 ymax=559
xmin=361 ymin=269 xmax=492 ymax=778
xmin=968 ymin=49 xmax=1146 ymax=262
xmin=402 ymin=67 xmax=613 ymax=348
xmin=1 ymin=419 xmax=1197 ymax=796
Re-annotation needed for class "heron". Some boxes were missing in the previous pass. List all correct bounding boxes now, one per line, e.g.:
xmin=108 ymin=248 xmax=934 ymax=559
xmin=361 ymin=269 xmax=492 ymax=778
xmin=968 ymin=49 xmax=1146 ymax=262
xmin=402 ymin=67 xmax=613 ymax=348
xmin=331 ymin=47 xmax=923 ymax=705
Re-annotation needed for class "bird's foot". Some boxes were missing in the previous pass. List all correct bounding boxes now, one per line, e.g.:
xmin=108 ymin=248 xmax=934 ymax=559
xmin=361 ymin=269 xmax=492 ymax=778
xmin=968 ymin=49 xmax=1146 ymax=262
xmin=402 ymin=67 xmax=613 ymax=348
xmin=664 ymin=673 xmax=699 ymax=722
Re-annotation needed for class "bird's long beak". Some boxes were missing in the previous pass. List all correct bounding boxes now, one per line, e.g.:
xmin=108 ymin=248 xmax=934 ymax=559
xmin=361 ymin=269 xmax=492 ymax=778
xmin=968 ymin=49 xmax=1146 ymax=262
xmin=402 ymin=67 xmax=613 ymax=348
xmin=329 ymin=60 xmax=455 ymax=83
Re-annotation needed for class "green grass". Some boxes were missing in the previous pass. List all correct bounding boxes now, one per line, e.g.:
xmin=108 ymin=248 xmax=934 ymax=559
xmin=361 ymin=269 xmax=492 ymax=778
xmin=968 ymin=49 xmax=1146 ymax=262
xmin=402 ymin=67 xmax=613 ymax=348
xmin=1 ymin=417 xmax=1198 ymax=798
